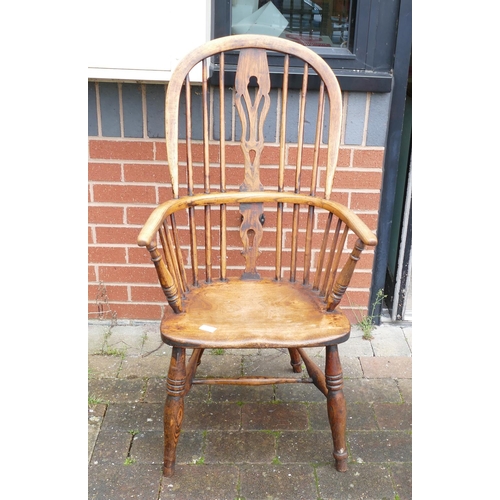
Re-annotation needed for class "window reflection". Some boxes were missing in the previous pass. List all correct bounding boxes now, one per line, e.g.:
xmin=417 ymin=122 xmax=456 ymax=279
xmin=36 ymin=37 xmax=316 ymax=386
xmin=231 ymin=0 xmax=351 ymax=48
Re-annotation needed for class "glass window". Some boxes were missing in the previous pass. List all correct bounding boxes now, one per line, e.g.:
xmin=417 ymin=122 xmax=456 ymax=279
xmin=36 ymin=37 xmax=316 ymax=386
xmin=214 ymin=0 xmax=398 ymax=92
xmin=231 ymin=1 xmax=352 ymax=49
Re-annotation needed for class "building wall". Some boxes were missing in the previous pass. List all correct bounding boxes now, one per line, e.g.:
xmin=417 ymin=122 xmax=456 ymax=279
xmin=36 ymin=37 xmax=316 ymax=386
xmin=88 ymin=81 xmax=389 ymax=323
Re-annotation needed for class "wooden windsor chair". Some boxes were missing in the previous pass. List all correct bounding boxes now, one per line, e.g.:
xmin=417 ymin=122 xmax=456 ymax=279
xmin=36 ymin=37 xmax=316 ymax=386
xmin=137 ymin=34 xmax=377 ymax=477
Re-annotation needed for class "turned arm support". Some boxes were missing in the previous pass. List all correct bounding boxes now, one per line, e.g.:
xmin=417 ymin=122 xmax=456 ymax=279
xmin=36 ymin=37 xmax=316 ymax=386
xmin=326 ymin=238 xmax=365 ymax=312
xmin=145 ymin=242 xmax=182 ymax=314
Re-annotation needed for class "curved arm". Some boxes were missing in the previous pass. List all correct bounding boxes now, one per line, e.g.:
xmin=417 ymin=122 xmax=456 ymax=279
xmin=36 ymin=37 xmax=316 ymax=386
xmin=137 ymin=191 xmax=377 ymax=248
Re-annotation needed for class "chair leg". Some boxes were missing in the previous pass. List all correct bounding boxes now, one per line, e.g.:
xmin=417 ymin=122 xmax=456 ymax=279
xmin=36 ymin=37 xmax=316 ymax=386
xmin=288 ymin=348 xmax=302 ymax=373
xmin=325 ymin=344 xmax=348 ymax=472
xmin=163 ymin=347 xmax=186 ymax=477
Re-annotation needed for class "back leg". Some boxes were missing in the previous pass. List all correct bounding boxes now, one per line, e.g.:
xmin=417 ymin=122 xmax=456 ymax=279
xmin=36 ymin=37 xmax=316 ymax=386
xmin=288 ymin=348 xmax=302 ymax=373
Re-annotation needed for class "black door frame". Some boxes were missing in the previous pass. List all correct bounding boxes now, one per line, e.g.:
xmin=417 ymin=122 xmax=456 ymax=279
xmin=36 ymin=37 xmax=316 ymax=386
xmin=369 ymin=0 xmax=412 ymax=324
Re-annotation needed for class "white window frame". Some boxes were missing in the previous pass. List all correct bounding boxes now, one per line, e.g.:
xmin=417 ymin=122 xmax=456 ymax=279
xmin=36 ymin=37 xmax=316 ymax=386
xmin=87 ymin=0 xmax=211 ymax=82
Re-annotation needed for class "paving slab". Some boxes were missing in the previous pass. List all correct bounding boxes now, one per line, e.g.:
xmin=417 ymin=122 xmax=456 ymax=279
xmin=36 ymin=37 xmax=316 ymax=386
xmin=204 ymin=430 xmax=276 ymax=464
xmin=238 ymin=464 xmax=318 ymax=500
xmin=275 ymin=382 xmax=326 ymax=403
xmin=129 ymin=430 xmax=205 ymax=466
xmin=119 ymin=356 xmax=170 ymax=379
xmin=277 ymin=430 xmax=334 ymax=464
xmin=360 ymin=356 xmax=412 ymax=379
xmin=371 ymin=324 xmax=412 ymax=356
xmin=210 ymin=383 xmax=274 ymax=403
xmin=316 ymin=462 xmax=396 ymax=500
xmin=344 ymin=378 xmax=403 ymax=404
xmin=88 ymin=355 xmax=122 ymax=379
xmin=373 ymin=402 xmax=412 ymax=431
xmin=348 ymin=431 xmax=412 ymax=463
xmin=159 ymin=465 xmax=240 ymax=500
xmin=242 ymin=402 xmax=309 ymax=431
xmin=402 ymin=325 xmax=412 ymax=350
xmin=90 ymin=429 xmax=133 ymax=465
xmin=101 ymin=403 xmax=163 ymax=432
xmin=88 ymin=464 xmax=162 ymax=499
xmin=88 ymin=378 xmax=145 ymax=403
xmin=390 ymin=462 xmax=412 ymax=500
xmin=397 ymin=378 xmax=412 ymax=403
xmin=182 ymin=402 xmax=242 ymax=431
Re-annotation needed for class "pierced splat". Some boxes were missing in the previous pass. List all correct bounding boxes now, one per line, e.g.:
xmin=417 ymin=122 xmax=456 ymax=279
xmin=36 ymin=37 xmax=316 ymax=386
xmin=235 ymin=48 xmax=270 ymax=191
xmin=239 ymin=202 xmax=264 ymax=279
xmin=234 ymin=48 xmax=271 ymax=279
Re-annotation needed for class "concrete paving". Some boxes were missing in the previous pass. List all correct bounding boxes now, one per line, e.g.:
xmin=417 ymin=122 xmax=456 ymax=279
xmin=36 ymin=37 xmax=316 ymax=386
xmin=89 ymin=321 xmax=412 ymax=499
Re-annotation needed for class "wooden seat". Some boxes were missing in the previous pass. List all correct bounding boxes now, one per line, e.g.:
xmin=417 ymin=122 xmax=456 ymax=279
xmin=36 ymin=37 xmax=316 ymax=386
xmin=137 ymin=34 xmax=377 ymax=477
xmin=160 ymin=278 xmax=351 ymax=349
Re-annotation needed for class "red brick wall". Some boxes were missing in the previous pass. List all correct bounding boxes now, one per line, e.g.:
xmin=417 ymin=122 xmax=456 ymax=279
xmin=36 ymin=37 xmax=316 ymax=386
xmin=88 ymin=135 xmax=383 ymax=323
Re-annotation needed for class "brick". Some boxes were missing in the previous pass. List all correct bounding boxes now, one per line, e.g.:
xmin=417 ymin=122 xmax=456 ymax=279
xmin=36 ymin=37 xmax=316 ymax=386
xmin=93 ymin=184 xmax=156 ymax=204
xmin=89 ymin=140 xmax=154 ymax=160
xmin=342 ymin=289 xmax=371 ymax=310
xmin=88 ymin=246 xmax=127 ymax=264
xmin=154 ymin=141 xmax=166 ymax=161
xmin=123 ymin=163 xmax=170 ymax=183
xmin=287 ymin=145 xmax=328 ymax=167
xmin=342 ymin=307 xmax=366 ymax=324
xmin=99 ymin=265 xmax=158 ymax=284
xmin=130 ymin=285 xmax=165 ymax=302
xmin=126 ymin=206 xmax=158 ymax=226
xmin=95 ymin=226 xmax=142 ymax=245
xmin=337 ymin=147 xmax=352 ymax=167
xmin=177 ymin=142 xmax=220 ymax=164
xmin=89 ymin=265 xmax=97 ymax=282
xmin=353 ymin=148 xmax=385 ymax=168
xmin=88 ymin=162 xmax=122 ymax=182
xmin=128 ymin=246 xmax=153 ymax=265
xmin=349 ymin=271 xmax=374 ymax=288
xmin=350 ymin=192 xmax=381 ymax=211
xmin=109 ymin=302 xmax=163 ymax=320
xmin=88 ymin=283 xmax=129 ymax=302
xmin=260 ymin=145 xmax=281 ymax=165
xmin=225 ymin=144 xmax=245 ymax=165
xmin=332 ymin=170 xmax=383 ymax=190
xmin=158 ymin=186 xmax=175 ymax=201
xmin=88 ymin=206 xmax=124 ymax=224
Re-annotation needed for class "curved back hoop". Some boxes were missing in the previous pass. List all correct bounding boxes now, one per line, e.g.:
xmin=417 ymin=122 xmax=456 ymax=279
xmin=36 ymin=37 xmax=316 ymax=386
xmin=165 ymin=34 xmax=343 ymax=199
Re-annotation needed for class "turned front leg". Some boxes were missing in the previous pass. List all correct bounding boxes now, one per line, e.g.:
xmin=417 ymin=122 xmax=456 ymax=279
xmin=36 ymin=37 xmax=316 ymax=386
xmin=326 ymin=345 xmax=348 ymax=472
xmin=163 ymin=347 xmax=186 ymax=477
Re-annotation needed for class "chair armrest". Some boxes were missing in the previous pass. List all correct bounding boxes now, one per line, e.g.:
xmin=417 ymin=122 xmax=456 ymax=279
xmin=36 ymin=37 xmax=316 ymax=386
xmin=137 ymin=192 xmax=377 ymax=248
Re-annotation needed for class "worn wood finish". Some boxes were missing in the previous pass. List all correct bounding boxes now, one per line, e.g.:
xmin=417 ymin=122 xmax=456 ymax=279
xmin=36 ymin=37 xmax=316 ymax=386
xmin=160 ymin=279 xmax=351 ymax=349
xmin=163 ymin=347 xmax=186 ymax=477
xmin=326 ymin=344 xmax=348 ymax=472
xmin=137 ymin=34 xmax=378 ymax=477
